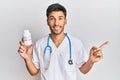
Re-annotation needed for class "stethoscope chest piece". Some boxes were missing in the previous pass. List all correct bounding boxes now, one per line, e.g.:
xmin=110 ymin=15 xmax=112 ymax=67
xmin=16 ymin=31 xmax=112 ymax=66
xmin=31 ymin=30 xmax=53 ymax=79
xmin=68 ymin=59 xmax=73 ymax=65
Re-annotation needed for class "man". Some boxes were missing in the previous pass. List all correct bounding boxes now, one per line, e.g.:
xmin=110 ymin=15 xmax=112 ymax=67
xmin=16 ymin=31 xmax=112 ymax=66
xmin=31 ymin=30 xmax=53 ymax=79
xmin=18 ymin=3 xmax=109 ymax=80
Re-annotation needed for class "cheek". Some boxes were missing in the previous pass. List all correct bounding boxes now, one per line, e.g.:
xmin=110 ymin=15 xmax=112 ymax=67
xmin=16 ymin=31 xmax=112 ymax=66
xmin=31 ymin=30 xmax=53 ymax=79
xmin=47 ymin=21 xmax=53 ymax=26
xmin=61 ymin=21 xmax=67 ymax=26
xmin=62 ymin=20 xmax=67 ymax=25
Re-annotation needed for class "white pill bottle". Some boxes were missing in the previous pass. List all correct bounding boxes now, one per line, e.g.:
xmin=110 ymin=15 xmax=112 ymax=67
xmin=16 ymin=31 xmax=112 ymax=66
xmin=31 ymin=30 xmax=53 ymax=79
xmin=23 ymin=30 xmax=32 ymax=46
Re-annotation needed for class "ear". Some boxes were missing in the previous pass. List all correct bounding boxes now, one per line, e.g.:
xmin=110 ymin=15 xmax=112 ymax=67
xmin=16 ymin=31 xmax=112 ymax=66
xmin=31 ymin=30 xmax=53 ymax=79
xmin=47 ymin=18 xmax=49 ymax=25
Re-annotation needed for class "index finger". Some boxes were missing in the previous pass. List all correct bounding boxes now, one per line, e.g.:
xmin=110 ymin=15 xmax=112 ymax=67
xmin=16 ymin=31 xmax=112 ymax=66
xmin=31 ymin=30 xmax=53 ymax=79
xmin=21 ymin=37 xmax=24 ymax=42
xmin=98 ymin=41 xmax=109 ymax=49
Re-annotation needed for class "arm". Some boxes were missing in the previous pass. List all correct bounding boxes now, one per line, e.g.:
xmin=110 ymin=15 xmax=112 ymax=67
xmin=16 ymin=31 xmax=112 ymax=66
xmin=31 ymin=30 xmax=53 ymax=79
xmin=25 ymin=58 xmax=39 ymax=76
xmin=79 ymin=59 xmax=94 ymax=74
xmin=18 ymin=40 xmax=39 ymax=76
xmin=79 ymin=41 xmax=109 ymax=74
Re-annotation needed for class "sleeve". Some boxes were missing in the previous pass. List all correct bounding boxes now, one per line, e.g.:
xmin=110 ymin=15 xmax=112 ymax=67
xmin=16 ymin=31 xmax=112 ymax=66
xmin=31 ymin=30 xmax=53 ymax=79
xmin=76 ymin=42 xmax=88 ymax=68
xmin=32 ymin=42 xmax=40 ymax=69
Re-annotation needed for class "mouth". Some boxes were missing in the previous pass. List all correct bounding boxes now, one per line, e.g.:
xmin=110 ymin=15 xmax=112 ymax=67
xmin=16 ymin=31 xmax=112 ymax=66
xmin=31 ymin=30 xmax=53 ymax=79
xmin=53 ymin=26 xmax=61 ymax=31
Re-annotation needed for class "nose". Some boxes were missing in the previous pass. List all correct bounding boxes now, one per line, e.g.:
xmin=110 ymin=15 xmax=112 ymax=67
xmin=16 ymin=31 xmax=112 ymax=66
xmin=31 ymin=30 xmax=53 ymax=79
xmin=55 ymin=19 xmax=59 ymax=26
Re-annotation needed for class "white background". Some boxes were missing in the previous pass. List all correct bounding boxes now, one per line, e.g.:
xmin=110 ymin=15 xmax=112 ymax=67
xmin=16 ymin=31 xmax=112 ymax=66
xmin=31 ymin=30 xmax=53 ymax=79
xmin=0 ymin=0 xmax=120 ymax=80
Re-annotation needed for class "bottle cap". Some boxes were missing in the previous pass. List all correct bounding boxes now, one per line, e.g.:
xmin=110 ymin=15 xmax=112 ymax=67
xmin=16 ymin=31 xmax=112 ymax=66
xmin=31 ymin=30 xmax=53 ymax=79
xmin=24 ymin=30 xmax=30 ymax=33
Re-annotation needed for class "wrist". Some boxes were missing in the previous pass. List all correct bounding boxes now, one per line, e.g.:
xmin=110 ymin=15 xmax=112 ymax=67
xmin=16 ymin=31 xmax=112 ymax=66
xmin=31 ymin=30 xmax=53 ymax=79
xmin=24 ymin=57 xmax=32 ymax=63
xmin=87 ymin=59 xmax=95 ymax=64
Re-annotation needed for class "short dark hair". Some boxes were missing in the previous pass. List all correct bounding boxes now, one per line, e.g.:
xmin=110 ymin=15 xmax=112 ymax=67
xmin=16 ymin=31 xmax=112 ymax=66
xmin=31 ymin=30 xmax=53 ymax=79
xmin=46 ymin=3 xmax=67 ymax=18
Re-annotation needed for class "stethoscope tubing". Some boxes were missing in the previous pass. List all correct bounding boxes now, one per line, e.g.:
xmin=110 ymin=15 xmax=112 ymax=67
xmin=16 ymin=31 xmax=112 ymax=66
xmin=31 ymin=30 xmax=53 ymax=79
xmin=44 ymin=35 xmax=52 ymax=54
xmin=44 ymin=33 xmax=73 ymax=65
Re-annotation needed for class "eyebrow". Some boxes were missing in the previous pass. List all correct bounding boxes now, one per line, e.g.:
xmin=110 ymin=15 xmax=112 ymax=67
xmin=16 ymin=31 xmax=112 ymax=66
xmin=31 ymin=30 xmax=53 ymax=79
xmin=48 ymin=16 xmax=64 ymax=18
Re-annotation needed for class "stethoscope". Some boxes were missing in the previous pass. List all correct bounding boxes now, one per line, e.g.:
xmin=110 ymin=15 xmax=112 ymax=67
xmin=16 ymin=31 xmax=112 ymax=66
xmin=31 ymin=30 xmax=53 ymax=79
xmin=44 ymin=33 xmax=73 ymax=65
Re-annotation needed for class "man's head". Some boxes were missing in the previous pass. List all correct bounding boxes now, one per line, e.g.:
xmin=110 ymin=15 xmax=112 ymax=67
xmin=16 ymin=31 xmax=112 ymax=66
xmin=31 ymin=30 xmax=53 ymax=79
xmin=46 ymin=3 xmax=67 ymax=35
xmin=46 ymin=3 xmax=67 ymax=18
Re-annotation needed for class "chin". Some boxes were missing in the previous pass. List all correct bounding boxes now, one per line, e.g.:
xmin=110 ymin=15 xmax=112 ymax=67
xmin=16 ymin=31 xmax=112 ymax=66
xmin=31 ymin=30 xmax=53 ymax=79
xmin=52 ymin=31 xmax=63 ymax=35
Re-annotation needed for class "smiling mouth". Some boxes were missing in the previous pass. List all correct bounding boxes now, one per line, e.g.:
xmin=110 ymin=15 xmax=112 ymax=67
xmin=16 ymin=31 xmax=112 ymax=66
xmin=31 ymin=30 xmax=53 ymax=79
xmin=54 ymin=26 xmax=61 ymax=31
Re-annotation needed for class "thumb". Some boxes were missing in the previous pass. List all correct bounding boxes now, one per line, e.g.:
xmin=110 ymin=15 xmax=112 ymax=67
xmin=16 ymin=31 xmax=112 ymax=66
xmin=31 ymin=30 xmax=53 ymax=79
xmin=90 ymin=46 xmax=97 ymax=52
xmin=27 ymin=42 xmax=34 ymax=55
xmin=90 ymin=46 xmax=97 ymax=56
xmin=29 ymin=42 xmax=34 ymax=49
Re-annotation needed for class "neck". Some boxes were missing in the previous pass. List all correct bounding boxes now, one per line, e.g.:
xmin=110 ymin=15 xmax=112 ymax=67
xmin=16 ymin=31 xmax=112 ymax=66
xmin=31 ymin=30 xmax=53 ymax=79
xmin=50 ymin=33 xmax=65 ymax=47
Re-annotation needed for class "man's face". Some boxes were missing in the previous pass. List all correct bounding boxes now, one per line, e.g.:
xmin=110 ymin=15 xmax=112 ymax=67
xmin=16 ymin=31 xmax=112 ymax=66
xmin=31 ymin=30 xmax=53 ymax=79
xmin=47 ymin=11 xmax=67 ymax=35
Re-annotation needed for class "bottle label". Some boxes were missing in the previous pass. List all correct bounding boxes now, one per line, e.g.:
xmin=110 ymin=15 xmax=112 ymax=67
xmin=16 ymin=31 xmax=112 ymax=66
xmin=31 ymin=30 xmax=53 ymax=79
xmin=24 ymin=40 xmax=32 ymax=46
xmin=23 ymin=30 xmax=32 ymax=46
xmin=23 ymin=35 xmax=32 ymax=46
xmin=24 ymin=36 xmax=31 ymax=41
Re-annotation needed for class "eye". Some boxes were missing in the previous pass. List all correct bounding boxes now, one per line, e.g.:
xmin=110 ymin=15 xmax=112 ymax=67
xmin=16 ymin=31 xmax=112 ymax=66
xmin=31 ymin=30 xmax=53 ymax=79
xmin=59 ymin=17 xmax=63 ymax=20
xmin=49 ymin=17 xmax=54 ymax=21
